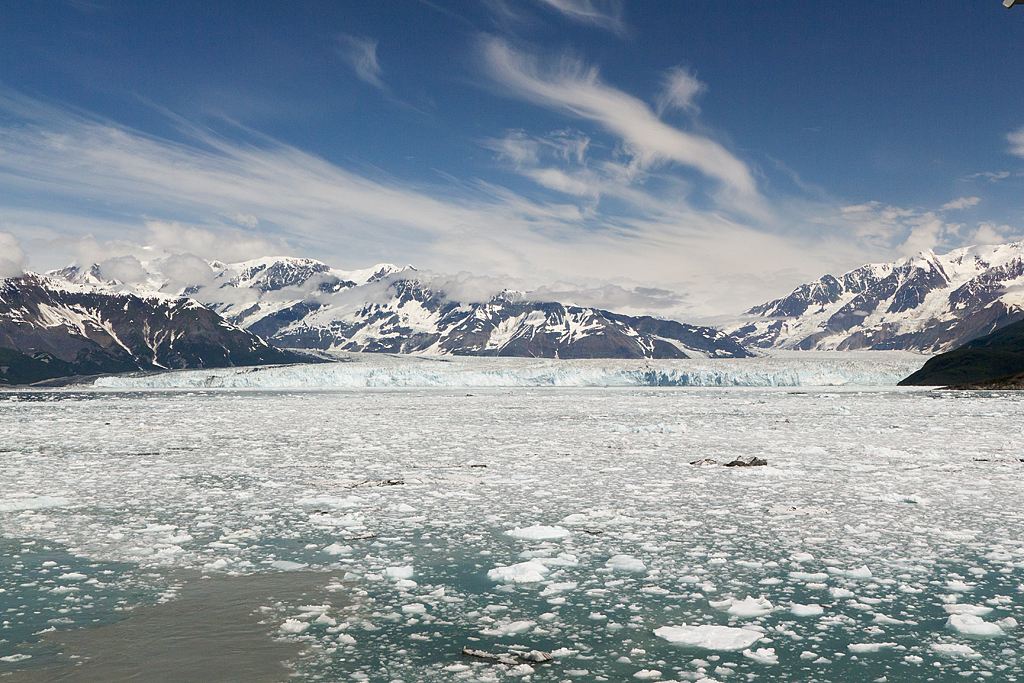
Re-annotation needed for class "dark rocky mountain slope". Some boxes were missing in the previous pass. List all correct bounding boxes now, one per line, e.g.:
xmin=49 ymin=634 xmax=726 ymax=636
xmin=0 ymin=273 xmax=302 ymax=385
xmin=899 ymin=318 xmax=1024 ymax=387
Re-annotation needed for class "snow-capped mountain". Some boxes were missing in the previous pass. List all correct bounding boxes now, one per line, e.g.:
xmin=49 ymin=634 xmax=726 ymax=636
xmin=728 ymin=241 xmax=1024 ymax=353
xmin=0 ymin=272 xmax=301 ymax=385
xmin=54 ymin=256 xmax=750 ymax=359
xmin=205 ymin=257 xmax=750 ymax=359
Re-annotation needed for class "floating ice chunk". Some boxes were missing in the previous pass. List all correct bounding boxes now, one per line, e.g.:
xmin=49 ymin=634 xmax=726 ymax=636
xmin=827 ymin=565 xmax=872 ymax=580
xmin=872 ymin=614 xmax=905 ymax=625
xmin=930 ymin=643 xmax=981 ymax=658
xmin=945 ymin=580 xmax=973 ymax=592
xmin=322 ymin=543 xmax=353 ymax=556
xmin=0 ymin=495 xmax=70 ymax=512
xmin=997 ymin=617 xmax=1018 ymax=629
xmin=480 ymin=620 xmax=536 ymax=636
xmin=280 ymin=619 xmax=309 ymax=634
xmin=401 ymin=603 xmax=427 ymax=614
xmin=508 ymin=664 xmax=534 ymax=676
xmin=560 ymin=509 xmax=634 ymax=525
xmin=790 ymin=552 xmax=814 ymax=563
xmin=337 ymin=633 xmax=356 ymax=644
xmin=488 ymin=561 xmax=550 ymax=583
xmin=849 ymin=642 xmax=897 ymax=652
xmin=654 ymin=624 xmax=763 ymax=651
xmin=505 ymin=525 xmax=571 ymax=540
xmin=444 ymin=664 xmax=471 ymax=672
xmin=743 ymin=647 xmax=779 ymax=664
xmin=789 ymin=571 xmax=828 ymax=582
xmin=539 ymin=553 xmax=579 ymax=567
xmin=297 ymin=495 xmax=366 ymax=508
xmin=384 ymin=566 xmax=414 ymax=580
xmin=395 ymin=503 xmax=416 ymax=513
xmin=711 ymin=596 xmax=774 ymax=617
xmin=270 ymin=560 xmax=308 ymax=571
xmin=310 ymin=513 xmax=364 ymax=528
xmin=943 ymin=604 xmax=993 ymax=616
xmin=946 ymin=614 xmax=1003 ymax=636
xmin=766 ymin=505 xmax=827 ymax=516
xmin=606 ymin=554 xmax=647 ymax=572
xmin=633 ymin=669 xmax=662 ymax=679
xmin=539 ymin=581 xmax=578 ymax=596
xmin=829 ymin=587 xmax=855 ymax=599
xmin=551 ymin=648 xmax=578 ymax=657
xmin=0 ymin=654 xmax=32 ymax=662
xmin=790 ymin=603 xmax=824 ymax=617
xmin=58 ymin=572 xmax=87 ymax=581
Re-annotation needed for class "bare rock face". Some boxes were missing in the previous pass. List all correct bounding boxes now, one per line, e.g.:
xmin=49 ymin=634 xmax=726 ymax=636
xmin=729 ymin=241 xmax=1024 ymax=353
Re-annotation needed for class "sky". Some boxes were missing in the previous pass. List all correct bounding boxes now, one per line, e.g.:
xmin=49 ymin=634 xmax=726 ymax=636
xmin=1 ymin=0 xmax=1023 ymax=319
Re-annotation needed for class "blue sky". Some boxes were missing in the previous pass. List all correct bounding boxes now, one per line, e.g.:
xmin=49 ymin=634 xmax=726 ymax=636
xmin=1 ymin=0 xmax=1023 ymax=317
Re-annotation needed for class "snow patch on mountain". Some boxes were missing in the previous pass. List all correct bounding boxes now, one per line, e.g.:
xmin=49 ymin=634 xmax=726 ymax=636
xmin=729 ymin=241 xmax=1024 ymax=352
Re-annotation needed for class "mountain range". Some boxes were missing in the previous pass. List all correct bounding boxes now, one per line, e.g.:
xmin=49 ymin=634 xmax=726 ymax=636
xmin=55 ymin=257 xmax=751 ymax=361
xmin=7 ymin=238 xmax=1024 ymax=385
xmin=727 ymin=241 xmax=1024 ymax=354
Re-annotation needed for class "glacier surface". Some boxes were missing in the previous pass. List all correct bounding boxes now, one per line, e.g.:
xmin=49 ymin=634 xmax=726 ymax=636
xmin=93 ymin=350 xmax=928 ymax=389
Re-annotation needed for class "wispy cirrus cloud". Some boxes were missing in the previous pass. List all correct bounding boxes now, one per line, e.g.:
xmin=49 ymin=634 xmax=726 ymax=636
xmin=335 ymin=35 xmax=386 ymax=91
xmin=481 ymin=38 xmax=760 ymax=203
xmin=4 ymin=89 xmax=1012 ymax=319
xmin=532 ymin=0 xmax=627 ymax=35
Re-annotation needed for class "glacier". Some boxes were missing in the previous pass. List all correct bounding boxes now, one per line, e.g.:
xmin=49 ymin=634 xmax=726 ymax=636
xmin=93 ymin=350 xmax=928 ymax=389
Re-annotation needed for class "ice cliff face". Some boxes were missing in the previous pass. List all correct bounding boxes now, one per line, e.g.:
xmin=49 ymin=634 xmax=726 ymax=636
xmin=0 ymin=272 xmax=301 ymax=384
xmin=57 ymin=256 xmax=750 ymax=360
xmin=729 ymin=241 xmax=1024 ymax=353
xmin=93 ymin=351 xmax=926 ymax=389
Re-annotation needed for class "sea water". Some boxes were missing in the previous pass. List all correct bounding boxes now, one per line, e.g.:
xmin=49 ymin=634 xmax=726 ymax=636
xmin=1 ymin=380 xmax=1023 ymax=682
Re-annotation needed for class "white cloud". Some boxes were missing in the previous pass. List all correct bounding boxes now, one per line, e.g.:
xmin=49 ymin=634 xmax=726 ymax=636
xmin=481 ymin=38 xmax=759 ymax=201
xmin=835 ymin=201 xmax=969 ymax=256
xmin=532 ymin=0 xmax=627 ymax=35
xmin=941 ymin=196 xmax=980 ymax=211
xmin=5 ymin=91 xmax=1013 ymax=319
xmin=336 ymin=35 xmax=385 ymax=91
xmin=1009 ymin=126 xmax=1024 ymax=159
xmin=657 ymin=67 xmax=706 ymax=115
xmin=0 ymin=231 xmax=28 ymax=278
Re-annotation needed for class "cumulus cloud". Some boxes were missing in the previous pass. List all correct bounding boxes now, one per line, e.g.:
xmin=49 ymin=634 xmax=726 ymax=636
xmin=941 ymin=196 xmax=981 ymax=211
xmin=481 ymin=38 xmax=759 ymax=199
xmin=1009 ymin=126 xmax=1024 ymax=159
xmin=836 ymin=201 xmax=971 ymax=256
xmin=336 ymin=35 xmax=386 ymax=91
xmin=532 ymin=0 xmax=627 ymax=35
xmin=96 ymin=255 xmax=149 ymax=285
xmin=157 ymin=253 xmax=216 ymax=292
xmin=0 ymin=231 xmax=28 ymax=278
xmin=657 ymin=67 xmax=706 ymax=115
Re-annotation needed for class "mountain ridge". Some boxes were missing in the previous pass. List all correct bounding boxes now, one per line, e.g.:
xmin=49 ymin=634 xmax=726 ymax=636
xmin=728 ymin=241 xmax=1024 ymax=353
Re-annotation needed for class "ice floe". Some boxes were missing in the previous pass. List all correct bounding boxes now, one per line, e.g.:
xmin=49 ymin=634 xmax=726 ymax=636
xmin=654 ymin=624 xmax=764 ymax=650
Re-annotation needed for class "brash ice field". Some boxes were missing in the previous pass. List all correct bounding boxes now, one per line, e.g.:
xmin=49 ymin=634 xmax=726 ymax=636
xmin=2 ymin=361 xmax=1024 ymax=682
